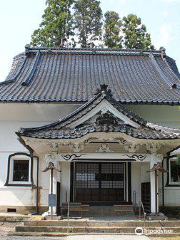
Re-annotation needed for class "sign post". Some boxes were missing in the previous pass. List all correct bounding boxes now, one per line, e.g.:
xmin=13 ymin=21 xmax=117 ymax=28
xmin=42 ymin=162 xmax=61 ymax=220
xmin=48 ymin=194 xmax=56 ymax=220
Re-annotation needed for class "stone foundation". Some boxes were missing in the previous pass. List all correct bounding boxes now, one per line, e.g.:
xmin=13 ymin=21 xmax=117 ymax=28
xmin=0 ymin=206 xmax=48 ymax=215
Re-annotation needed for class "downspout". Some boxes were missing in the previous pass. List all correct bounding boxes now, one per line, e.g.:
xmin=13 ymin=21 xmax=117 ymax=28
xmin=34 ymin=156 xmax=39 ymax=214
xmin=162 ymin=158 xmax=165 ymax=210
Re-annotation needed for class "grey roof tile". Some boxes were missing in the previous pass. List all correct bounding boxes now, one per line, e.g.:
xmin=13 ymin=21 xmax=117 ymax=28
xmin=0 ymin=48 xmax=180 ymax=104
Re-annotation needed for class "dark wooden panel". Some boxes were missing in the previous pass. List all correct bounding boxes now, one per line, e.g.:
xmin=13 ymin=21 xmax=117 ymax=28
xmin=75 ymin=162 xmax=125 ymax=202
xmin=56 ymin=182 xmax=60 ymax=215
xmin=141 ymin=182 xmax=151 ymax=213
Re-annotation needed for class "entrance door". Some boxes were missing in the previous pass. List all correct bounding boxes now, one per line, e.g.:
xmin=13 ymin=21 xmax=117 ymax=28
xmin=75 ymin=162 xmax=125 ymax=203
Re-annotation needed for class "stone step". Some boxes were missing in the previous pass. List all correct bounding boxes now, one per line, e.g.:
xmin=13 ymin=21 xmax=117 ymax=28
xmin=15 ymin=225 xmax=180 ymax=234
xmin=16 ymin=226 xmax=136 ymax=233
xmin=0 ymin=213 xmax=31 ymax=222
xmin=24 ymin=220 xmax=180 ymax=228
xmin=9 ymin=232 xmax=180 ymax=237
xmin=115 ymin=205 xmax=133 ymax=207
xmin=80 ymin=211 xmax=134 ymax=216
xmin=79 ymin=206 xmax=134 ymax=217
xmin=61 ymin=205 xmax=135 ymax=218
xmin=88 ymin=206 xmax=134 ymax=210
xmin=10 ymin=232 xmax=137 ymax=237
xmin=9 ymin=232 xmax=69 ymax=237
xmin=113 ymin=205 xmax=133 ymax=208
xmin=114 ymin=210 xmax=134 ymax=212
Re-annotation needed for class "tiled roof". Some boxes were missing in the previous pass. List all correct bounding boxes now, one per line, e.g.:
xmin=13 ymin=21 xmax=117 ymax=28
xmin=18 ymin=86 xmax=180 ymax=140
xmin=19 ymin=123 xmax=180 ymax=140
xmin=0 ymin=47 xmax=180 ymax=104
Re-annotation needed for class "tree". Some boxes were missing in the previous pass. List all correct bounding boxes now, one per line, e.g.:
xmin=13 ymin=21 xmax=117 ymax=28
xmin=31 ymin=0 xmax=74 ymax=47
xmin=73 ymin=0 xmax=103 ymax=48
xmin=122 ymin=14 xmax=154 ymax=50
xmin=104 ymin=11 xmax=122 ymax=48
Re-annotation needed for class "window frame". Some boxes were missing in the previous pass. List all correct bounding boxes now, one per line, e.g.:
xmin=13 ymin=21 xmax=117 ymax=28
xmin=5 ymin=152 xmax=33 ymax=187
xmin=168 ymin=157 xmax=180 ymax=185
xmin=11 ymin=158 xmax=31 ymax=184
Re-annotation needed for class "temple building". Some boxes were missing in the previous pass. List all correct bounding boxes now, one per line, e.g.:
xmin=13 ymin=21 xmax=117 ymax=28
xmin=0 ymin=46 xmax=180 ymax=216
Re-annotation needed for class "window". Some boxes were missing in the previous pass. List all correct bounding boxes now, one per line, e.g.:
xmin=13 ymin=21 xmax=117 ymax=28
xmin=5 ymin=153 xmax=32 ymax=186
xmin=169 ymin=158 xmax=180 ymax=184
xmin=13 ymin=160 xmax=29 ymax=182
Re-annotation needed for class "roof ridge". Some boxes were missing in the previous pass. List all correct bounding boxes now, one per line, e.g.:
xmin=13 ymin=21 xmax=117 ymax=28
xmin=164 ymin=57 xmax=180 ymax=84
xmin=21 ymin=51 xmax=41 ymax=86
xmin=147 ymin=122 xmax=180 ymax=134
xmin=0 ymin=54 xmax=27 ymax=86
xmin=149 ymin=53 xmax=173 ymax=87
xmin=25 ymin=45 xmax=161 ymax=55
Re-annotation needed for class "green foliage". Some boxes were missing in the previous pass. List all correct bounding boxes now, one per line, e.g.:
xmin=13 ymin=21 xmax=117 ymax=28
xmin=31 ymin=0 xmax=74 ymax=47
xmin=73 ymin=0 xmax=103 ymax=48
xmin=30 ymin=1 xmax=155 ymax=50
xmin=122 ymin=14 xmax=154 ymax=50
xmin=104 ymin=11 xmax=122 ymax=48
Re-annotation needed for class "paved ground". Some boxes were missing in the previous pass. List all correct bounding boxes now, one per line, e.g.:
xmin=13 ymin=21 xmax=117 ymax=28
xmin=67 ymin=236 xmax=150 ymax=240
xmin=0 ymin=236 xmax=66 ymax=240
xmin=0 ymin=235 xmax=150 ymax=240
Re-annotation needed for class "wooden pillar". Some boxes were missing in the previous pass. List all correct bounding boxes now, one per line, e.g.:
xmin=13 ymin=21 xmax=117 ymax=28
xmin=150 ymin=155 xmax=159 ymax=214
xmin=48 ymin=169 xmax=57 ymax=215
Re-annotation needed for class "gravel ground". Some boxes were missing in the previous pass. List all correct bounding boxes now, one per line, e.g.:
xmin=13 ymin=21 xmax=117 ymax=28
xmin=150 ymin=238 xmax=180 ymax=240
xmin=0 ymin=236 xmax=66 ymax=240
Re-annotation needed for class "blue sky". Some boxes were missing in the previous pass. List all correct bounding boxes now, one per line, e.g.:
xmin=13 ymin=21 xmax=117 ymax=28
xmin=0 ymin=0 xmax=180 ymax=81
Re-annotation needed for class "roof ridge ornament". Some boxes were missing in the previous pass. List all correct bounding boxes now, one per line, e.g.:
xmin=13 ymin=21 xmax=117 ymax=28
xmin=100 ymin=84 xmax=108 ymax=91
xmin=160 ymin=46 xmax=166 ymax=59
xmin=25 ymin=44 xmax=31 ymax=55
xmin=94 ymin=84 xmax=113 ymax=97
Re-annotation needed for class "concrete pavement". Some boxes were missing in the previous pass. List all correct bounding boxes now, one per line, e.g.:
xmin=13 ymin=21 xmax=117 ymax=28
xmin=67 ymin=235 xmax=150 ymax=240
xmin=0 ymin=235 xmax=151 ymax=240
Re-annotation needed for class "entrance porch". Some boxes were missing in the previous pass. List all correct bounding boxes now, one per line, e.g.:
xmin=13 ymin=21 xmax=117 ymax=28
xmin=40 ymin=150 xmax=163 ymax=216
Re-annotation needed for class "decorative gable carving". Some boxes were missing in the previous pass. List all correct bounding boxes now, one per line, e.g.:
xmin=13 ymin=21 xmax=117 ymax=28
xmin=95 ymin=112 xmax=118 ymax=126
xmin=96 ymin=143 xmax=114 ymax=153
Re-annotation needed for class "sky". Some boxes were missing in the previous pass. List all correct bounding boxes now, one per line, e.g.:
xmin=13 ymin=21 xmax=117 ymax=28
xmin=0 ymin=0 xmax=180 ymax=82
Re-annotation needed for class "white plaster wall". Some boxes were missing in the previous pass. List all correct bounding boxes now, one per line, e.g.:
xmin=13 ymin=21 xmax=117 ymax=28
xmin=0 ymin=103 xmax=81 ymax=122
xmin=141 ymin=163 xmax=150 ymax=183
xmin=60 ymin=162 xmax=71 ymax=205
xmin=131 ymin=162 xmax=141 ymax=204
xmin=38 ymin=154 xmax=50 ymax=207
xmin=164 ymin=187 xmax=180 ymax=206
xmin=0 ymin=103 xmax=81 ymax=152
xmin=127 ymin=105 xmax=180 ymax=128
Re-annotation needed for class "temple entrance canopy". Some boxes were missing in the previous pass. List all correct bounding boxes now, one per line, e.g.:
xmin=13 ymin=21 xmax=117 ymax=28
xmin=17 ymin=85 xmax=180 ymax=214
